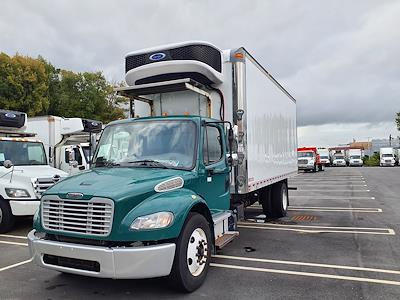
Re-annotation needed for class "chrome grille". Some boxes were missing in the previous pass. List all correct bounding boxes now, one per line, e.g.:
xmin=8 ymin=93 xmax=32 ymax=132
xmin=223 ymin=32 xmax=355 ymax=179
xmin=41 ymin=197 xmax=114 ymax=236
xmin=298 ymin=159 xmax=308 ymax=164
xmin=33 ymin=177 xmax=63 ymax=197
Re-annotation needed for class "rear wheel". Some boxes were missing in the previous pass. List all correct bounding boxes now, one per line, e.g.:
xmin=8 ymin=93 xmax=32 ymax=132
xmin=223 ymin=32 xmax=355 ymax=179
xmin=0 ymin=200 xmax=15 ymax=233
xmin=270 ymin=181 xmax=288 ymax=218
xmin=260 ymin=186 xmax=272 ymax=218
xmin=170 ymin=213 xmax=211 ymax=292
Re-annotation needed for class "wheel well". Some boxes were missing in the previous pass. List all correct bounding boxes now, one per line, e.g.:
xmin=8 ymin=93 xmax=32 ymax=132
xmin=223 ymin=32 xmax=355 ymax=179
xmin=190 ymin=202 xmax=215 ymax=245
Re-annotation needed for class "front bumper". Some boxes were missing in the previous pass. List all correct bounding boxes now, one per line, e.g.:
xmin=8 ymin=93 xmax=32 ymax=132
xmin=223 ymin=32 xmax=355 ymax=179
xmin=28 ymin=230 xmax=176 ymax=279
xmin=349 ymin=162 xmax=363 ymax=167
xmin=381 ymin=162 xmax=395 ymax=167
xmin=9 ymin=200 xmax=39 ymax=216
xmin=298 ymin=165 xmax=314 ymax=170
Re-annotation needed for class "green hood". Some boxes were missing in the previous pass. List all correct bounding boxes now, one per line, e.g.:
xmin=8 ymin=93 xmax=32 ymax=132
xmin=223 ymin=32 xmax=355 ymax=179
xmin=46 ymin=167 xmax=192 ymax=202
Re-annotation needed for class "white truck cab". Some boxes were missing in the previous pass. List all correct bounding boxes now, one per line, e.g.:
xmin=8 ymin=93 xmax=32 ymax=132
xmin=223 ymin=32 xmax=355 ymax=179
xmin=348 ymin=148 xmax=363 ymax=167
xmin=332 ymin=154 xmax=346 ymax=167
xmin=317 ymin=148 xmax=330 ymax=166
xmin=380 ymin=147 xmax=396 ymax=167
xmin=0 ymin=110 xmax=67 ymax=233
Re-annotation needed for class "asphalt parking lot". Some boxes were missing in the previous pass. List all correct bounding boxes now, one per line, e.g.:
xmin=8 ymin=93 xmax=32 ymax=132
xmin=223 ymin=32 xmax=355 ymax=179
xmin=1 ymin=167 xmax=400 ymax=299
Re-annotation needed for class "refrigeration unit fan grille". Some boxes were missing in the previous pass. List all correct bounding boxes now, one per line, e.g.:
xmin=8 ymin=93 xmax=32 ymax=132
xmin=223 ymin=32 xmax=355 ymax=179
xmin=125 ymin=44 xmax=222 ymax=73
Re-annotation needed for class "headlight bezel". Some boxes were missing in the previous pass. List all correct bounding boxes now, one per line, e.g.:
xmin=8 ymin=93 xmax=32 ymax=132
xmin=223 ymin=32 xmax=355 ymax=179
xmin=130 ymin=211 xmax=174 ymax=231
xmin=5 ymin=188 xmax=31 ymax=198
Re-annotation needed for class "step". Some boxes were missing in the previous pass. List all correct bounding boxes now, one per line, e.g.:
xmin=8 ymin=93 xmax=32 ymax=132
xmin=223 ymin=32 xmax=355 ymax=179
xmin=215 ymin=231 xmax=239 ymax=249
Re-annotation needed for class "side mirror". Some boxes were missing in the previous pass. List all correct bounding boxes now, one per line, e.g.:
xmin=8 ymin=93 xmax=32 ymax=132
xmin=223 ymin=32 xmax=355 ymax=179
xmin=3 ymin=160 xmax=13 ymax=169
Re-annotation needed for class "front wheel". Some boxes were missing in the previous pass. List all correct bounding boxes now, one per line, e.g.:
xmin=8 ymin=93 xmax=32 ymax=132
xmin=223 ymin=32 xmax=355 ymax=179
xmin=170 ymin=213 xmax=212 ymax=292
xmin=0 ymin=200 xmax=15 ymax=233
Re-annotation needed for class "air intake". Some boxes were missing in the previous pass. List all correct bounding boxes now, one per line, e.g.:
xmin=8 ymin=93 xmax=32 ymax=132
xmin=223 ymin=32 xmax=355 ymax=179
xmin=125 ymin=41 xmax=224 ymax=87
xmin=0 ymin=109 xmax=26 ymax=129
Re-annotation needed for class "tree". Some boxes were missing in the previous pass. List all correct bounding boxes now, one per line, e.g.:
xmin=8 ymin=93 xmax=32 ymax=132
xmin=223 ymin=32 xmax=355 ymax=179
xmin=0 ymin=53 xmax=49 ymax=115
xmin=0 ymin=52 xmax=127 ymax=124
xmin=396 ymin=112 xmax=400 ymax=132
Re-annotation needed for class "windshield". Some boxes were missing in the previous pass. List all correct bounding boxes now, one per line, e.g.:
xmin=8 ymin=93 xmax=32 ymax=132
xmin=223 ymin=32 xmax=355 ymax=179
xmin=334 ymin=156 xmax=344 ymax=159
xmin=0 ymin=140 xmax=47 ymax=166
xmin=320 ymin=156 xmax=329 ymax=159
xmin=382 ymin=154 xmax=393 ymax=158
xmin=350 ymin=155 xmax=361 ymax=159
xmin=298 ymin=152 xmax=314 ymax=158
xmin=93 ymin=120 xmax=197 ymax=170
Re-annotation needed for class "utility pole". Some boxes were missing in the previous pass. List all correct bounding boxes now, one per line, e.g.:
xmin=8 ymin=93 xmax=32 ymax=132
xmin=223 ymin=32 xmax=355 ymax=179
xmin=389 ymin=134 xmax=393 ymax=147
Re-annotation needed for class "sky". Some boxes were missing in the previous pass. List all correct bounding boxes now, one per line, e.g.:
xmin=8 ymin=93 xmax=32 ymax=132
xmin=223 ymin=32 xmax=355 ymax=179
xmin=1 ymin=0 xmax=399 ymax=147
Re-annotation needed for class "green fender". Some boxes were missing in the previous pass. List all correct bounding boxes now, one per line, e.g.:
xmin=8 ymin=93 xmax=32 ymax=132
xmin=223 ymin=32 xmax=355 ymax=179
xmin=119 ymin=188 xmax=212 ymax=242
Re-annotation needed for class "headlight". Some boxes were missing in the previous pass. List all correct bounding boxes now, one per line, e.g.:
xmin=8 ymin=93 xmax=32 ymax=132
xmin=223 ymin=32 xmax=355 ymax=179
xmin=130 ymin=212 xmax=174 ymax=230
xmin=5 ymin=188 xmax=30 ymax=198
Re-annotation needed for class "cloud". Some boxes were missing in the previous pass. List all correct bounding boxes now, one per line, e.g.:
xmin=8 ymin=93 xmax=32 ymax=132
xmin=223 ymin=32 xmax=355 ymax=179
xmin=0 ymin=0 xmax=399 ymax=129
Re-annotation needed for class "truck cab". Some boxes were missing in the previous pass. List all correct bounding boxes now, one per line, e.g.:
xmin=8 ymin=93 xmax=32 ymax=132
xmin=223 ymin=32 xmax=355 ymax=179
xmin=380 ymin=147 xmax=396 ymax=167
xmin=348 ymin=148 xmax=363 ymax=167
xmin=0 ymin=110 xmax=67 ymax=233
xmin=297 ymin=147 xmax=322 ymax=172
xmin=317 ymin=148 xmax=330 ymax=166
xmin=332 ymin=154 xmax=346 ymax=167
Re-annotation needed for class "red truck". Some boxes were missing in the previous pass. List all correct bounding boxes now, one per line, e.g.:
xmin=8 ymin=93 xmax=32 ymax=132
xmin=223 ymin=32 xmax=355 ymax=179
xmin=297 ymin=147 xmax=324 ymax=172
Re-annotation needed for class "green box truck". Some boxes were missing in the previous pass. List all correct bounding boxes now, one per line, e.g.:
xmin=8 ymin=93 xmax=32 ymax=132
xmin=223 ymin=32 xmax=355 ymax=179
xmin=28 ymin=41 xmax=297 ymax=292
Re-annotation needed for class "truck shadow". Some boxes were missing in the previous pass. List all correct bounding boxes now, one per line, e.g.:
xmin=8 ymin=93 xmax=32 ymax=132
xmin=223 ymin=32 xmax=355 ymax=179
xmin=49 ymin=273 xmax=195 ymax=298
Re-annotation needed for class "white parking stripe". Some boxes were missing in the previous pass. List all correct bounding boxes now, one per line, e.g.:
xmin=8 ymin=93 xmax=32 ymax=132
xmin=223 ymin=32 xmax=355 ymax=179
xmin=247 ymin=205 xmax=382 ymax=213
xmin=290 ymin=196 xmax=375 ymax=200
xmin=239 ymin=221 xmax=392 ymax=231
xmin=0 ymin=259 xmax=33 ymax=272
xmin=294 ymin=185 xmax=368 ymax=187
xmin=291 ymin=190 xmax=370 ymax=192
xmin=210 ymin=263 xmax=400 ymax=286
xmin=237 ymin=223 xmax=395 ymax=235
xmin=0 ymin=234 xmax=27 ymax=240
xmin=213 ymin=255 xmax=400 ymax=275
xmin=0 ymin=240 xmax=28 ymax=247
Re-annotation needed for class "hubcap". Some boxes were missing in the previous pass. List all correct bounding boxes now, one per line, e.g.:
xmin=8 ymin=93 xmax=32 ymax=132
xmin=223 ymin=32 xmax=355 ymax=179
xmin=282 ymin=185 xmax=288 ymax=211
xmin=186 ymin=228 xmax=208 ymax=277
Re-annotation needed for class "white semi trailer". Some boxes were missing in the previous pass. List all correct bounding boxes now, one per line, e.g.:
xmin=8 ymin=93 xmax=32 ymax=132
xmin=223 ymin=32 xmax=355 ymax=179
xmin=27 ymin=116 xmax=102 ymax=175
xmin=0 ymin=110 xmax=67 ymax=233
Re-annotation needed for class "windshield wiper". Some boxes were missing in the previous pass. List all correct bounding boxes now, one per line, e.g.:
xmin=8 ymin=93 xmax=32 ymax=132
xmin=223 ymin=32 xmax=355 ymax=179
xmin=126 ymin=159 xmax=170 ymax=169
xmin=95 ymin=160 xmax=120 ymax=168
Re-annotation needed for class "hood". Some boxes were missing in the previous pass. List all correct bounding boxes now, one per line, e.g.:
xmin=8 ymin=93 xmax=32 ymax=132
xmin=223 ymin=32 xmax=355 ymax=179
xmin=46 ymin=166 xmax=193 ymax=202
xmin=0 ymin=165 xmax=67 ymax=180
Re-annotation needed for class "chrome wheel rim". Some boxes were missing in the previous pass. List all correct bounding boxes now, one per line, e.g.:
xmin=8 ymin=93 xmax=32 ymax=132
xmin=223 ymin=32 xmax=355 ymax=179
xmin=187 ymin=228 xmax=208 ymax=277
xmin=282 ymin=186 xmax=288 ymax=211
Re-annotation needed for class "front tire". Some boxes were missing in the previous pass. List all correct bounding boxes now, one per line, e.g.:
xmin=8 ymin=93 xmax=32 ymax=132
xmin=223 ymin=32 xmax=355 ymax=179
xmin=0 ymin=200 xmax=15 ymax=233
xmin=270 ymin=181 xmax=289 ymax=218
xmin=170 ymin=213 xmax=211 ymax=292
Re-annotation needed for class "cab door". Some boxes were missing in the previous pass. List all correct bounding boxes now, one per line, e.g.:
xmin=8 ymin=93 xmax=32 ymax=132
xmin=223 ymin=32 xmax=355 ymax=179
xmin=197 ymin=124 xmax=230 ymax=211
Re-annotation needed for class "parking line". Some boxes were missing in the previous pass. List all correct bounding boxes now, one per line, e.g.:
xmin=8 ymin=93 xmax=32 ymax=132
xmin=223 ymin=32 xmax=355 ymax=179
xmin=0 ymin=258 xmax=33 ymax=272
xmin=213 ymin=254 xmax=400 ymax=275
xmin=210 ymin=263 xmax=400 ymax=286
xmin=0 ymin=234 xmax=27 ymax=240
xmin=0 ymin=240 xmax=28 ymax=247
xmin=238 ymin=222 xmax=395 ymax=235
xmin=292 ymin=190 xmax=370 ymax=192
xmin=289 ymin=184 xmax=367 ymax=187
xmin=247 ymin=205 xmax=382 ymax=213
xmin=290 ymin=196 xmax=375 ymax=200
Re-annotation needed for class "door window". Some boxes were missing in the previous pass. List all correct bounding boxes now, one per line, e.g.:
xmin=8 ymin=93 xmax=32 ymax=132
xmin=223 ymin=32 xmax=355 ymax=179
xmin=203 ymin=126 xmax=223 ymax=165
